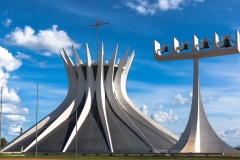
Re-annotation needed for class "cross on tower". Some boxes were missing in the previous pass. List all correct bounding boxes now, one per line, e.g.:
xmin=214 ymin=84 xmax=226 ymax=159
xmin=86 ymin=15 xmax=109 ymax=62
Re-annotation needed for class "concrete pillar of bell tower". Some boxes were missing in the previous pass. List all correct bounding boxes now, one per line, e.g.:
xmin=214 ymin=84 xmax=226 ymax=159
xmin=169 ymin=58 xmax=239 ymax=153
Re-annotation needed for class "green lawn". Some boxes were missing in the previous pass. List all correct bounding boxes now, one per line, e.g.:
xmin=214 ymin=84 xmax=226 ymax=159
xmin=0 ymin=154 xmax=240 ymax=160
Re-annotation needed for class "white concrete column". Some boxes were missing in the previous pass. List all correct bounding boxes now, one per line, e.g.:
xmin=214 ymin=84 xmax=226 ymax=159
xmin=105 ymin=47 xmax=157 ymax=152
xmin=169 ymin=58 xmax=239 ymax=153
xmin=181 ymin=58 xmax=200 ymax=152
xmin=96 ymin=43 xmax=113 ymax=152
xmin=62 ymin=44 xmax=94 ymax=152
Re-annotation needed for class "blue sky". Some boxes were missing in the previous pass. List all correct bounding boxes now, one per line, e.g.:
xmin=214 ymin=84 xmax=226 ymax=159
xmin=0 ymin=0 xmax=240 ymax=147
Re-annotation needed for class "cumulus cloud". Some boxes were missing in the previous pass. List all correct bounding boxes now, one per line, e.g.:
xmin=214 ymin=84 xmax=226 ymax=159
xmin=4 ymin=25 xmax=80 ymax=56
xmin=125 ymin=0 xmax=157 ymax=15
xmin=7 ymin=124 xmax=22 ymax=136
xmin=152 ymin=109 xmax=178 ymax=124
xmin=3 ymin=115 xmax=29 ymax=136
xmin=140 ymin=104 xmax=148 ymax=115
xmin=218 ymin=126 xmax=240 ymax=147
xmin=0 ymin=46 xmax=30 ymax=138
xmin=2 ymin=18 xmax=12 ymax=27
xmin=4 ymin=115 xmax=29 ymax=123
xmin=151 ymin=105 xmax=178 ymax=123
xmin=123 ymin=0 xmax=204 ymax=15
xmin=158 ymin=0 xmax=184 ymax=11
xmin=171 ymin=93 xmax=191 ymax=105
xmin=0 ymin=47 xmax=22 ymax=72
xmin=0 ymin=70 xmax=9 ymax=88
xmin=3 ymin=103 xmax=29 ymax=115
xmin=1 ymin=87 xmax=21 ymax=104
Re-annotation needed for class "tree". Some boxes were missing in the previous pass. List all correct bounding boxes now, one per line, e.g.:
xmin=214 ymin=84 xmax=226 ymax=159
xmin=0 ymin=138 xmax=8 ymax=148
xmin=235 ymin=146 xmax=240 ymax=151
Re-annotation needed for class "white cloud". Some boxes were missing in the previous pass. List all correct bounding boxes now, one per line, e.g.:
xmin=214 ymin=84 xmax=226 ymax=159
xmin=0 ymin=46 xmax=22 ymax=72
xmin=0 ymin=46 xmax=30 ymax=139
xmin=140 ymin=104 xmax=148 ymax=115
xmin=158 ymin=0 xmax=184 ymax=11
xmin=3 ymin=115 xmax=29 ymax=136
xmin=2 ymin=18 xmax=12 ymax=27
xmin=4 ymin=25 xmax=81 ymax=56
xmin=3 ymin=103 xmax=29 ymax=115
xmin=218 ymin=126 xmax=240 ymax=147
xmin=171 ymin=93 xmax=191 ymax=105
xmin=151 ymin=105 xmax=178 ymax=123
xmin=0 ymin=70 xmax=9 ymax=88
xmin=4 ymin=115 xmax=29 ymax=124
xmin=1 ymin=87 xmax=21 ymax=104
xmin=125 ymin=0 xmax=157 ymax=15
xmin=7 ymin=124 xmax=22 ymax=136
xmin=0 ymin=47 xmax=21 ymax=104
xmin=123 ymin=0 xmax=204 ymax=15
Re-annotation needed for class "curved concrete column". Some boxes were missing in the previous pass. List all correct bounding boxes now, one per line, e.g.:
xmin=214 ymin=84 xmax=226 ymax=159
xmin=2 ymin=48 xmax=78 ymax=152
xmin=61 ymin=47 xmax=87 ymax=152
xmin=105 ymin=46 xmax=157 ymax=152
xmin=72 ymin=46 xmax=86 ymax=107
xmin=24 ymin=100 xmax=76 ymax=152
xmin=72 ymin=45 xmax=82 ymax=67
xmin=85 ymin=43 xmax=96 ymax=94
xmin=23 ymin=48 xmax=81 ymax=152
xmin=62 ymin=43 xmax=95 ymax=152
xmin=169 ymin=59 xmax=239 ymax=153
xmin=114 ymin=52 xmax=178 ymax=143
xmin=96 ymin=44 xmax=113 ymax=152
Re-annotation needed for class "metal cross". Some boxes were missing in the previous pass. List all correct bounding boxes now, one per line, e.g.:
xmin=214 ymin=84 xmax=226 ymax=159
xmin=86 ymin=15 xmax=109 ymax=62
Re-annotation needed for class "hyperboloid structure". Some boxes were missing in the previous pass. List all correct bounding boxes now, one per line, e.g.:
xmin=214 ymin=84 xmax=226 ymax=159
xmin=1 ymin=44 xmax=178 ymax=153
xmin=153 ymin=30 xmax=240 ymax=153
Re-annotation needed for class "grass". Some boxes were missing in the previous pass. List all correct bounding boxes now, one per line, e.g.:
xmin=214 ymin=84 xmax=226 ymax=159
xmin=0 ymin=153 xmax=240 ymax=160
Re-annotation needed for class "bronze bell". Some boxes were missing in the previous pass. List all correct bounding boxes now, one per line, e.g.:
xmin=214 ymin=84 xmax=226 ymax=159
xmin=182 ymin=43 xmax=188 ymax=50
xmin=162 ymin=45 xmax=169 ymax=52
xmin=221 ymin=38 xmax=232 ymax=48
xmin=202 ymin=41 xmax=210 ymax=49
